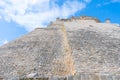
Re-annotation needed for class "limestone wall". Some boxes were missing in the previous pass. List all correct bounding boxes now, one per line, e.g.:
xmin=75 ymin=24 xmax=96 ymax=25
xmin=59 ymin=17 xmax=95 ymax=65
xmin=48 ymin=16 xmax=100 ymax=27
xmin=0 ymin=28 xmax=75 ymax=79
xmin=0 ymin=16 xmax=120 ymax=80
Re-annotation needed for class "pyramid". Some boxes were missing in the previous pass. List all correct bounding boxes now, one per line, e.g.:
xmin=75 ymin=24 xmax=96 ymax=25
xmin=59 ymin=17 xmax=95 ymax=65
xmin=0 ymin=16 xmax=120 ymax=80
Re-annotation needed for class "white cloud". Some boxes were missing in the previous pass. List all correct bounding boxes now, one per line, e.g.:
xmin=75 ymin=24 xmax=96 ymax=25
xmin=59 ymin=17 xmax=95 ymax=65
xmin=3 ymin=40 xmax=8 ymax=44
xmin=0 ymin=39 xmax=8 ymax=46
xmin=97 ymin=0 xmax=120 ymax=7
xmin=0 ymin=16 xmax=1 ymax=20
xmin=0 ymin=0 xmax=90 ymax=31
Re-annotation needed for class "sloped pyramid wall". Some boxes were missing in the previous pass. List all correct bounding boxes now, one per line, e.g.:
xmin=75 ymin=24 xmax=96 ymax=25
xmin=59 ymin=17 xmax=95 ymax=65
xmin=0 ymin=17 xmax=120 ymax=80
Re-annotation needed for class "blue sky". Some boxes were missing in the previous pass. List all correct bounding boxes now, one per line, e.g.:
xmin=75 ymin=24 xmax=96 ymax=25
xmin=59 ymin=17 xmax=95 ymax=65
xmin=0 ymin=0 xmax=120 ymax=45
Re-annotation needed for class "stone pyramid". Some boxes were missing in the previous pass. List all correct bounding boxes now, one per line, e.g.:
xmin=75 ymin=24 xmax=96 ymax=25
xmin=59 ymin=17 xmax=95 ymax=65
xmin=0 ymin=16 xmax=120 ymax=80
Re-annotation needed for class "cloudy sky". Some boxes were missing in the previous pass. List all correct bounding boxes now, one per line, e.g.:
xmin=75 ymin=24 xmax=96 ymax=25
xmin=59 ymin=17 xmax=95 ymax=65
xmin=0 ymin=0 xmax=120 ymax=45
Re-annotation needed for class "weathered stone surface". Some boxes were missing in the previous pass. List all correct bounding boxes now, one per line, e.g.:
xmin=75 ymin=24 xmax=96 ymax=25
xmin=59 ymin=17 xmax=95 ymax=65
xmin=0 ymin=28 xmax=75 ymax=79
xmin=0 ymin=16 xmax=120 ymax=80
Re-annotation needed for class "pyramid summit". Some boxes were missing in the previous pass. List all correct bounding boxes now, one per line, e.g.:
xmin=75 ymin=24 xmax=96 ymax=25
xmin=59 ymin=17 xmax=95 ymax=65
xmin=0 ymin=16 xmax=120 ymax=80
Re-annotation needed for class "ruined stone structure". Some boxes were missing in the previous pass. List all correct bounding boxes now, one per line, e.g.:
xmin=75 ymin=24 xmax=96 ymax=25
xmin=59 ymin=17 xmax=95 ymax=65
xmin=0 ymin=16 xmax=120 ymax=80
